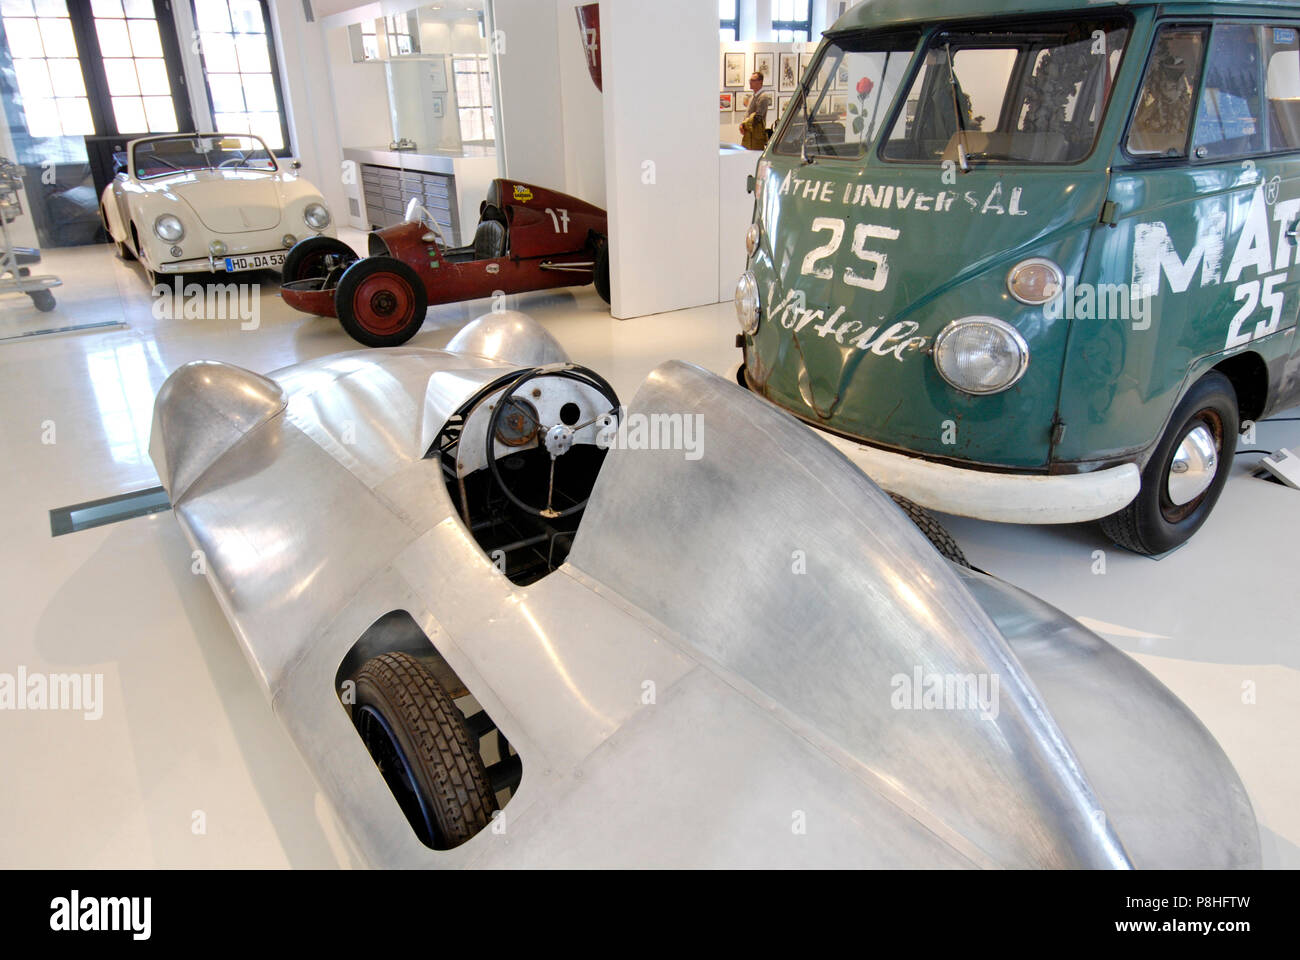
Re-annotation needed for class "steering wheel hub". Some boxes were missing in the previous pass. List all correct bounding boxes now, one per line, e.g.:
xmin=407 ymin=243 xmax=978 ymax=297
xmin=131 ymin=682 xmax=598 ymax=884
xmin=544 ymin=424 xmax=575 ymax=458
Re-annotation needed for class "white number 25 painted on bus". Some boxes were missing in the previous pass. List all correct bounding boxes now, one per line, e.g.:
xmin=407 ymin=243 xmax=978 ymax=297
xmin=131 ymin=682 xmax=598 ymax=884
xmin=800 ymin=216 xmax=900 ymax=291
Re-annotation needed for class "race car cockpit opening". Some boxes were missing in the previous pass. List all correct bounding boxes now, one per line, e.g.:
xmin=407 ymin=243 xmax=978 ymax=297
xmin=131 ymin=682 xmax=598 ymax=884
xmin=430 ymin=364 xmax=620 ymax=586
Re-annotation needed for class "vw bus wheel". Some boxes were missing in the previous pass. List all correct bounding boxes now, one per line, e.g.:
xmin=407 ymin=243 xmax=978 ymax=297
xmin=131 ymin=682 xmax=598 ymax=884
xmin=1099 ymin=371 xmax=1237 ymax=556
xmin=282 ymin=236 xmax=357 ymax=284
xmin=350 ymin=652 xmax=496 ymax=850
xmin=888 ymin=493 xmax=970 ymax=568
xmin=335 ymin=256 xmax=428 ymax=347
xmin=594 ymin=236 xmax=611 ymax=304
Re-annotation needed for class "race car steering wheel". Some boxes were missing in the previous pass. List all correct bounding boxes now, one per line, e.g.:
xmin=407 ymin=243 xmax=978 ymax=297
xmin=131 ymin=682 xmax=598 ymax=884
xmin=486 ymin=365 xmax=620 ymax=519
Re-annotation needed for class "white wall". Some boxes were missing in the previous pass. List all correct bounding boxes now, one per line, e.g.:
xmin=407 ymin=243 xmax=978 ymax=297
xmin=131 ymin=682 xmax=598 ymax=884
xmin=554 ymin=0 xmax=604 ymax=207
xmin=324 ymin=26 xmax=392 ymax=149
xmin=490 ymin=0 xmax=567 ymax=189
xmin=601 ymin=0 xmax=718 ymax=319
xmin=268 ymin=0 xmax=349 ymax=220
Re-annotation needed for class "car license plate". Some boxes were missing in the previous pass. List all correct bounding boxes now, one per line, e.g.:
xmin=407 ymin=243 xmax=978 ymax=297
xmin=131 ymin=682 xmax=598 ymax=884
xmin=224 ymin=252 xmax=286 ymax=271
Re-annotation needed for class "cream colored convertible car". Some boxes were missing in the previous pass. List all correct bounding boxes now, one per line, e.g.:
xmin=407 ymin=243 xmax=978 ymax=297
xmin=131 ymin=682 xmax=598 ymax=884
xmin=100 ymin=133 xmax=335 ymax=285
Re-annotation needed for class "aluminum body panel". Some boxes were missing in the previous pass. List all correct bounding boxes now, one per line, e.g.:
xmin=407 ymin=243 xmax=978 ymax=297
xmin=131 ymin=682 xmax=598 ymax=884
xmin=956 ymin=567 xmax=1260 ymax=869
xmin=566 ymin=361 xmax=1128 ymax=869
xmin=151 ymin=313 xmax=1259 ymax=868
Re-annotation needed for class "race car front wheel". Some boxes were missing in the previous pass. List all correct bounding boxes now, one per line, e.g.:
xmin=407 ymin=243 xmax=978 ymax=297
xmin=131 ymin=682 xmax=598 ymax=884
xmin=1099 ymin=371 xmax=1238 ymax=556
xmin=350 ymin=652 xmax=496 ymax=850
xmin=282 ymin=236 xmax=357 ymax=284
xmin=335 ymin=256 xmax=428 ymax=347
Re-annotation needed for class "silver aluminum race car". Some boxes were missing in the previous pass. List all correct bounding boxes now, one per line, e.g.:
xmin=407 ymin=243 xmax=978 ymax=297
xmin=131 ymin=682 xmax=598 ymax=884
xmin=149 ymin=311 xmax=1260 ymax=868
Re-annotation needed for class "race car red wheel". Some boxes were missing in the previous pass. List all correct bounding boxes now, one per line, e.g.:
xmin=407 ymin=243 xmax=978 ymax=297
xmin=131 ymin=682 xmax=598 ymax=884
xmin=282 ymin=236 xmax=357 ymax=283
xmin=335 ymin=256 xmax=428 ymax=347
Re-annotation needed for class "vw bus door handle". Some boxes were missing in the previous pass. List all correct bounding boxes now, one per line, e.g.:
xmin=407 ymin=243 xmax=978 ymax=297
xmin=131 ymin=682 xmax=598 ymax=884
xmin=1288 ymin=219 xmax=1300 ymax=242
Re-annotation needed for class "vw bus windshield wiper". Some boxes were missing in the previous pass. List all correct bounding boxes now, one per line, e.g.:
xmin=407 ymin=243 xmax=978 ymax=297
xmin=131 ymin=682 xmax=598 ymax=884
xmin=945 ymin=42 xmax=972 ymax=173
xmin=799 ymin=86 xmax=821 ymax=164
xmin=798 ymin=64 xmax=834 ymax=164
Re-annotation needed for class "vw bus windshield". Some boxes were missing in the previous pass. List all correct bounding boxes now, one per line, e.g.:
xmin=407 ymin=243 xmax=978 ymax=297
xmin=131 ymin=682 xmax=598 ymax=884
xmin=881 ymin=17 xmax=1130 ymax=165
xmin=772 ymin=31 xmax=920 ymax=160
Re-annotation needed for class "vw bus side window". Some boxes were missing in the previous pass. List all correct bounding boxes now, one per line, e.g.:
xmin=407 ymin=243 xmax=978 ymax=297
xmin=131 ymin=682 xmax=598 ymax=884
xmin=772 ymin=32 xmax=918 ymax=160
xmin=1193 ymin=25 xmax=1266 ymax=158
xmin=881 ymin=18 xmax=1130 ymax=165
xmin=1128 ymin=27 xmax=1207 ymax=158
xmin=1191 ymin=24 xmax=1300 ymax=159
xmin=1266 ymin=27 xmax=1300 ymax=150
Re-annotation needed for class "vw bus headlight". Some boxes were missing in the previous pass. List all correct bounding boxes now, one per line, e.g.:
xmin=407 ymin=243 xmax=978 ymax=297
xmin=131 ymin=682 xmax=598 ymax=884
xmin=735 ymin=271 xmax=760 ymax=335
xmin=1007 ymin=258 xmax=1064 ymax=305
xmin=746 ymin=223 xmax=761 ymax=257
xmin=304 ymin=202 xmax=330 ymax=230
xmin=933 ymin=316 xmax=1029 ymax=395
xmin=153 ymin=214 xmax=184 ymax=242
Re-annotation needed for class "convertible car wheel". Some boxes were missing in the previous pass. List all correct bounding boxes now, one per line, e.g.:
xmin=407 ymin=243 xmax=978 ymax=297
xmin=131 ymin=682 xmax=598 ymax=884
xmin=1099 ymin=371 xmax=1238 ymax=556
xmin=282 ymin=236 xmax=358 ymax=284
xmin=101 ymin=206 xmax=134 ymax=260
xmin=350 ymin=652 xmax=496 ymax=850
xmin=335 ymin=256 xmax=428 ymax=347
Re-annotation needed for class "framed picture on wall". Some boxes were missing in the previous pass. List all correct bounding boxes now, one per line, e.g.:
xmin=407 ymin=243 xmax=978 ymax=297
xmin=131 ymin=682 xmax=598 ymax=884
xmin=778 ymin=52 xmax=799 ymax=92
xmin=720 ymin=92 xmax=735 ymax=113
xmin=799 ymin=52 xmax=815 ymax=77
xmin=753 ymin=52 xmax=774 ymax=86
xmin=724 ymin=52 xmax=746 ymax=88
xmin=428 ymin=59 xmax=448 ymax=93
xmin=778 ymin=94 xmax=793 ymax=119
xmin=431 ymin=96 xmax=444 ymax=119
xmin=828 ymin=94 xmax=846 ymax=117
xmin=836 ymin=64 xmax=850 ymax=90
xmin=739 ymin=91 xmax=753 ymax=113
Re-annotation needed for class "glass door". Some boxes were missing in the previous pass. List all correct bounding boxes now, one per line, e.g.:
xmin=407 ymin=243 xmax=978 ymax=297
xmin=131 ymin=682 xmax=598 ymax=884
xmin=0 ymin=0 xmax=193 ymax=247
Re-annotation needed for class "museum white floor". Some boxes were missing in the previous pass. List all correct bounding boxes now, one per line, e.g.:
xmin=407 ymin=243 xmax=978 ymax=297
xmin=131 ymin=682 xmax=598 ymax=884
xmin=0 ymin=232 xmax=1296 ymax=868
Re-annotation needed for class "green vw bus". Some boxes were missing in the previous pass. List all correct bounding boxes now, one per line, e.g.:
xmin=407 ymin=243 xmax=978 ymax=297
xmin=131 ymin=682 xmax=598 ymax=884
xmin=737 ymin=0 xmax=1300 ymax=554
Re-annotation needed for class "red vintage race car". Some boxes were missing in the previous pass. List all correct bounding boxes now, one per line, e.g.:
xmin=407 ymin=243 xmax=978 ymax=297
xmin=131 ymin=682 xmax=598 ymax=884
xmin=280 ymin=179 xmax=609 ymax=346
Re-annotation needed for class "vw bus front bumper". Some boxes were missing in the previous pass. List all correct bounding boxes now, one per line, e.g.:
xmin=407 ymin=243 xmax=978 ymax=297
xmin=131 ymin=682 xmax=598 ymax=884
xmin=823 ymin=431 xmax=1140 ymax=524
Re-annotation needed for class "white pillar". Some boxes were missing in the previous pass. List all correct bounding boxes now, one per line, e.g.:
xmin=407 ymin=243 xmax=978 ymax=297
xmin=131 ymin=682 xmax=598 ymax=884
xmin=490 ymin=0 xmax=567 ymax=188
xmin=600 ymin=0 xmax=719 ymax=319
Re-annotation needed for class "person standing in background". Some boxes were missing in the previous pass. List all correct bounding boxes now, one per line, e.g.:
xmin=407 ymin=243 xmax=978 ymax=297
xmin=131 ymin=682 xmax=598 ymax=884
xmin=740 ymin=71 xmax=773 ymax=150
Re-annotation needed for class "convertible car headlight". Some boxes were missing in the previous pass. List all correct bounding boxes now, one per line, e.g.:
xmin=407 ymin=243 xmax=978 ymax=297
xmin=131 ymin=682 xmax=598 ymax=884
xmin=304 ymin=202 xmax=331 ymax=230
xmin=153 ymin=214 xmax=184 ymax=242
xmin=735 ymin=271 xmax=760 ymax=335
xmin=1007 ymin=258 xmax=1064 ymax=305
xmin=933 ymin=316 xmax=1029 ymax=395
xmin=745 ymin=223 xmax=761 ymax=257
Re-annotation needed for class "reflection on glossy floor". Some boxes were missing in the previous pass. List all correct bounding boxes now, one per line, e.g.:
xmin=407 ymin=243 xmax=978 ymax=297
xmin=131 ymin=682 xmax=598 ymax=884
xmin=0 ymin=236 xmax=1296 ymax=868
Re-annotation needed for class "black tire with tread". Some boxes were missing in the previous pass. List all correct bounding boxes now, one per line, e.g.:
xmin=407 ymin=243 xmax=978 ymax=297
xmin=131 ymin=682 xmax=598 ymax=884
xmin=335 ymin=256 xmax=428 ymax=347
xmin=282 ymin=235 xmax=357 ymax=283
xmin=351 ymin=652 xmax=496 ymax=849
xmin=888 ymin=493 xmax=969 ymax=568
xmin=1099 ymin=371 xmax=1238 ymax=556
